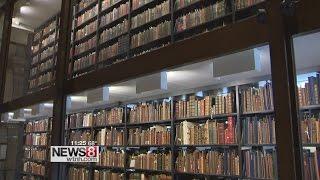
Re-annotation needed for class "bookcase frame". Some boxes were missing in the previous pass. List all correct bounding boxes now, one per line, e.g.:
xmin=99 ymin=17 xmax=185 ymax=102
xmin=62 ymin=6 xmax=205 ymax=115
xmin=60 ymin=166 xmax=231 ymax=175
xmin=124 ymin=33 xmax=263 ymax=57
xmin=61 ymin=82 xmax=282 ymax=180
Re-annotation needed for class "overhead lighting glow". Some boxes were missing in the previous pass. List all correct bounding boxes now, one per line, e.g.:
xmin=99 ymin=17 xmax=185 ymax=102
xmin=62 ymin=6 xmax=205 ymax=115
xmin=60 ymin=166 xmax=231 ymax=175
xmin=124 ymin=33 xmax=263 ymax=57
xmin=70 ymin=96 xmax=87 ymax=102
xmin=12 ymin=17 xmax=20 ymax=25
xmin=43 ymin=103 xmax=54 ymax=107
xmin=20 ymin=5 xmax=33 ymax=14
xmin=24 ymin=108 xmax=32 ymax=112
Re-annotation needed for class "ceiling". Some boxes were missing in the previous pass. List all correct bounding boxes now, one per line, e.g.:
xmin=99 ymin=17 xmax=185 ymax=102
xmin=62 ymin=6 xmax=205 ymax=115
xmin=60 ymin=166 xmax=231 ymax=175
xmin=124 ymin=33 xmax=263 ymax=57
xmin=12 ymin=0 xmax=61 ymax=31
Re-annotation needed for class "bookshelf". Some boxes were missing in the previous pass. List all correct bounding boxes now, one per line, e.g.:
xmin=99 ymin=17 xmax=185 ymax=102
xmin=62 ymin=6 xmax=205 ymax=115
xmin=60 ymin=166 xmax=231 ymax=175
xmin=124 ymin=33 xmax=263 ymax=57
xmin=28 ymin=14 xmax=60 ymax=93
xmin=65 ymin=80 xmax=278 ymax=180
xmin=22 ymin=117 xmax=52 ymax=180
xmin=68 ymin=0 xmax=267 ymax=78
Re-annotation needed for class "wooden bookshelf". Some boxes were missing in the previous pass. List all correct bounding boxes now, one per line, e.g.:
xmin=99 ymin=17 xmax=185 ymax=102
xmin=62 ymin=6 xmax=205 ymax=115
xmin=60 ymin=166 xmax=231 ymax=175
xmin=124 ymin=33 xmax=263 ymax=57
xmin=68 ymin=0 xmax=266 ymax=78
xmin=65 ymin=82 xmax=277 ymax=180
xmin=28 ymin=14 xmax=60 ymax=94
xmin=22 ymin=117 xmax=52 ymax=180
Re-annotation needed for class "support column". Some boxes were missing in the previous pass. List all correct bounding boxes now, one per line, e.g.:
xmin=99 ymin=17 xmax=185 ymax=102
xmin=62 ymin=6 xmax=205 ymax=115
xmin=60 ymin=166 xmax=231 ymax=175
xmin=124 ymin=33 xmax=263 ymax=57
xmin=267 ymin=1 xmax=302 ymax=179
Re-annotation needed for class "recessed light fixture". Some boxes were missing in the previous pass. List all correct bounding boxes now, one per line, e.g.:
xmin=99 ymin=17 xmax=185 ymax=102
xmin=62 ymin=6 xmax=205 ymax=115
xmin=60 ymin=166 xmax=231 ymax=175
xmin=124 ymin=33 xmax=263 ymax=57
xmin=20 ymin=5 xmax=33 ymax=14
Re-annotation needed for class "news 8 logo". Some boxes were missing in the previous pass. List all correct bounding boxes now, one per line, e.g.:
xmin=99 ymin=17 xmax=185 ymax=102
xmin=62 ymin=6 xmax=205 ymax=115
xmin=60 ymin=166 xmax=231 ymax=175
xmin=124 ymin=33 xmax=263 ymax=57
xmin=86 ymin=146 xmax=98 ymax=157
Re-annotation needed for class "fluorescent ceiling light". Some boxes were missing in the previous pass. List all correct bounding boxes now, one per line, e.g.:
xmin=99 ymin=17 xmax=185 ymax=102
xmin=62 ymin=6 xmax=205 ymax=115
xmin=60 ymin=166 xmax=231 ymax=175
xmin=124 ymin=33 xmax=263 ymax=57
xmin=20 ymin=6 xmax=33 ymax=14
xmin=12 ymin=17 xmax=20 ymax=25
xmin=70 ymin=96 xmax=87 ymax=102
xmin=43 ymin=103 xmax=54 ymax=107
xmin=24 ymin=108 xmax=32 ymax=112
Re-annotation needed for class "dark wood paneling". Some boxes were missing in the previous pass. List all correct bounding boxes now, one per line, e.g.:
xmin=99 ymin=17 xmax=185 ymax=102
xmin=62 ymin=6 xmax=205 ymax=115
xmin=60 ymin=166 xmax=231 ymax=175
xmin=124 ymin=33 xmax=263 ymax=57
xmin=0 ymin=87 xmax=56 ymax=113
xmin=296 ymin=0 xmax=320 ymax=34
xmin=65 ymin=16 xmax=269 ymax=95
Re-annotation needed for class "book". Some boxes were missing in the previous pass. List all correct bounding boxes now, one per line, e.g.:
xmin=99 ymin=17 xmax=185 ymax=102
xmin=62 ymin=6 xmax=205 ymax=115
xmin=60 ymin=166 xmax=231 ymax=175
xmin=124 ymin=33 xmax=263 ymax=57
xmin=74 ymin=36 xmax=96 ymax=56
xmin=100 ymin=2 xmax=129 ymax=28
xmin=176 ymin=149 xmax=240 ymax=175
xmin=132 ymin=0 xmax=153 ymax=10
xmin=23 ymin=161 xmax=46 ymax=176
xmin=301 ymin=113 xmax=320 ymax=144
xmin=175 ymin=0 xmax=226 ymax=32
xmin=131 ymin=20 xmax=171 ymax=48
xmin=69 ymin=130 xmax=92 ymax=143
xmin=73 ymin=52 xmax=96 ymax=72
xmin=175 ymin=0 xmax=200 ymax=10
xmin=129 ymin=173 xmax=172 ymax=180
xmin=77 ymin=4 xmax=98 ymax=27
xmin=94 ymin=170 xmax=125 ymax=180
xmin=100 ymin=19 xmax=128 ymax=43
xmin=93 ymin=107 xmax=124 ymax=126
xmin=97 ymin=149 xmax=125 ymax=167
xmin=175 ymin=117 xmax=237 ymax=145
xmin=241 ymin=81 xmax=274 ymax=113
xmin=131 ymin=1 xmax=170 ymax=29
xmin=242 ymin=116 xmax=276 ymax=145
xmin=129 ymin=100 xmax=172 ymax=123
xmin=128 ymin=125 xmax=171 ymax=145
xmin=235 ymin=0 xmax=264 ymax=10
xmin=68 ymin=112 xmax=94 ymax=128
xmin=76 ymin=20 xmax=97 ymax=41
xmin=78 ymin=0 xmax=97 ymax=12
xmin=96 ymin=127 xmax=124 ymax=146
xmin=25 ymin=118 xmax=51 ymax=132
xmin=298 ymin=74 xmax=320 ymax=107
xmin=303 ymin=149 xmax=320 ymax=180
xmin=25 ymin=133 xmax=49 ymax=146
xmin=68 ymin=167 xmax=90 ymax=180
xmin=129 ymin=151 xmax=172 ymax=171
xmin=242 ymin=148 xmax=276 ymax=179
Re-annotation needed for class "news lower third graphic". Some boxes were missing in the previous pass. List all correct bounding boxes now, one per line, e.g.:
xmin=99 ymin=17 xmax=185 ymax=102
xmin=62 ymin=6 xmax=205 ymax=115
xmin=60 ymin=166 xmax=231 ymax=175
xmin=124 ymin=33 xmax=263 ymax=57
xmin=51 ymin=144 xmax=100 ymax=163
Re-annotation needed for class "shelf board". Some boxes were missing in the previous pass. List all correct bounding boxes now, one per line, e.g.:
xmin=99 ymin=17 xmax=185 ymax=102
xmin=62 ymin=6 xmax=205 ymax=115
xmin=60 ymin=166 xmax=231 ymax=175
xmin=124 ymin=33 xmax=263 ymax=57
xmin=241 ymin=110 xmax=274 ymax=116
xmin=175 ymin=172 xmax=240 ymax=178
xmin=76 ymin=1 xmax=98 ymax=17
xmin=126 ymin=119 xmax=172 ymax=126
xmin=68 ymin=126 xmax=92 ymax=131
xmin=241 ymin=144 xmax=276 ymax=147
xmin=24 ymin=158 xmax=47 ymax=164
xmin=92 ymin=123 xmax=126 ymax=129
xmin=98 ymin=32 xmax=128 ymax=50
xmin=28 ymin=81 xmax=54 ymax=92
xmin=127 ymin=145 xmax=171 ymax=148
xmin=100 ymin=0 xmax=128 ymax=16
xmin=130 ymin=0 xmax=166 ymax=17
xmin=92 ymin=165 xmax=125 ymax=171
xmin=174 ymin=12 xmax=232 ymax=37
xmin=175 ymin=113 xmax=236 ymax=123
xmin=24 ymin=130 xmax=50 ymax=134
xmin=130 ymin=13 xmax=171 ymax=34
xmin=29 ymin=67 xmax=55 ymax=79
xmin=99 ymin=14 xmax=128 ymax=32
xmin=176 ymin=144 xmax=238 ymax=148
xmin=41 ymin=29 xmax=56 ymax=40
xmin=130 ymin=35 xmax=171 ymax=54
xmin=75 ymin=15 xmax=97 ymax=31
xmin=127 ymin=168 xmax=171 ymax=174
xmin=300 ymin=104 xmax=320 ymax=111
xmin=73 ymin=31 xmax=97 ymax=46
xmin=72 ymin=47 xmax=96 ymax=60
xmin=39 ymin=41 xmax=56 ymax=53
xmin=24 ymin=145 xmax=48 ymax=148
xmin=72 ymin=63 xmax=96 ymax=76
xmin=303 ymin=143 xmax=320 ymax=147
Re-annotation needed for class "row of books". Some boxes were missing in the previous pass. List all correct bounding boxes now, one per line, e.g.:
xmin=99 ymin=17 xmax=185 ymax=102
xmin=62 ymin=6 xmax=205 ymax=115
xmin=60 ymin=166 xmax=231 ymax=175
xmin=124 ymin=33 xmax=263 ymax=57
xmin=30 ymin=58 xmax=55 ymax=77
xmin=43 ymin=21 xmax=57 ymax=35
xmin=25 ymin=133 xmax=49 ymax=146
xmin=129 ymin=174 xmax=171 ymax=180
xmin=131 ymin=21 xmax=171 ymax=48
xmin=94 ymin=170 xmax=125 ymax=180
xmin=32 ymin=55 xmax=39 ymax=65
xmin=242 ymin=149 xmax=276 ymax=179
xmin=235 ymin=0 xmax=264 ymax=10
xmin=41 ymin=33 xmax=56 ymax=47
xmin=241 ymin=82 xmax=274 ymax=113
xmin=101 ymin=0 xmax=122 ymax=11
xmin=30 ymin=149 xmax=47 ymax=161
xmin=128 ymin=101 xmax=172 ymax=123
xmin=78 ymin=0 xmax=96 ymax=12
xmin=132 ymin=0 xmax=153 ymax=10
xmin=25 ymin=119 xmax=51 ymax=133
xmin=301 ymin=114 xmax=320 ymax=144
xmin=303 ymin=148 xmax=320 ymax=180
xmin=97 ymin=150 xmax=125 ymax=167
xmin=128 ymin=126 xmax=171 ymax=145
xmin=29 ymin=71 xmax=55 ymax=89
xmin=298 ymin=74 xmax=320 ymax=107
xmin=99 ymin=41 xmax=120 ymax=61
xmin=175 ymin=95 xmax=212 ymax=118
xmin=175 ymin=0 xmax=200 ymax=10
xmin=129 ymin=152 xmax=172 ymax=171
xmin=40 ymin=46 xmax=56 ymax=60
xmin=23 ymin=162 xmax=46 ymax=176
xmin=76 ymin=20 xmax=97 ymax=41
xmin=175 ymin=0 xmax=226 ymax=32
xmin=77 ymin=4 xmax=98 ymax=27
xmin=74 ymin=36 xmax=96 ymax=56
xmin=68 ymin=108 xmax=124 ymax=129
xmin=176 ymin=149 xmax=240 ymax=175
xmin=242 ymin=116 xmax=276 ymax=145
xmin=69 ymin=130 xmax=92 ymax=142
xmin=176 ymin=117 xmax=237 ymax=145
xmin=100 ymin=19 xmax=128 ymax=44
xmin=73 ymin=52 xmax=96 ymax=72
xmin=131 ymin=0 xmax=170 ymax=29
xmin=96 ymin=128 xmax=125 ymax=146
xmin=68 ymin=167 xmax=89 ymax=180
xmin=100 ymin=2 xmax=129 ymax=28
